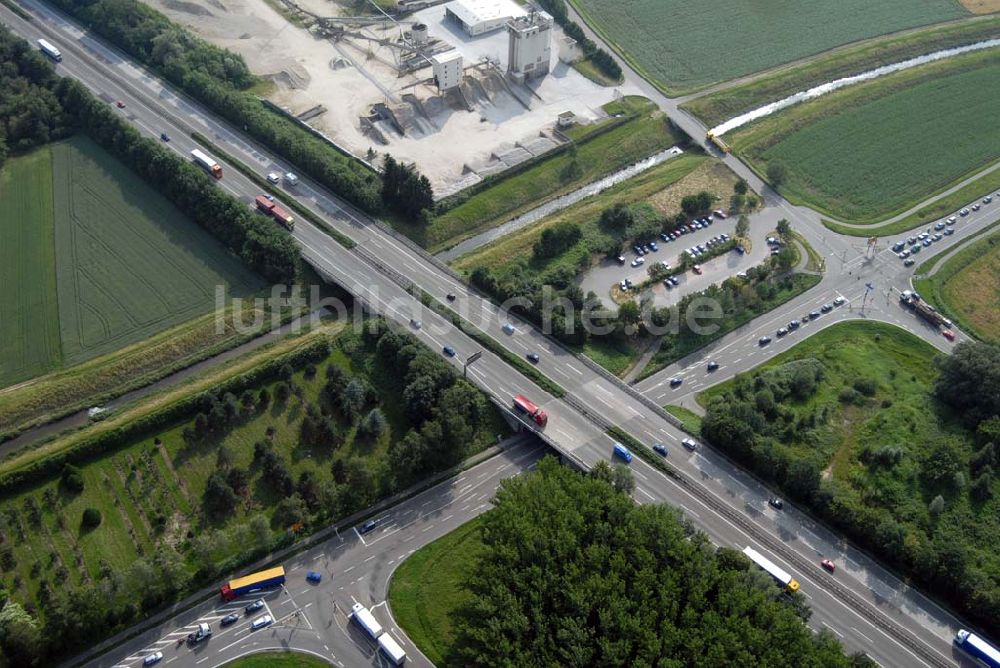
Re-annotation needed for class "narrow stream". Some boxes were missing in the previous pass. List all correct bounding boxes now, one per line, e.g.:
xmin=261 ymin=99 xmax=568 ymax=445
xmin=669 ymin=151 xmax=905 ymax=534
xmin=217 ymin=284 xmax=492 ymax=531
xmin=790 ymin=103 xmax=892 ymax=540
xmin=710 ymin=38 xmax=1000 ymax=137
xmin=437 ymin=146 xmax=685 ymax=262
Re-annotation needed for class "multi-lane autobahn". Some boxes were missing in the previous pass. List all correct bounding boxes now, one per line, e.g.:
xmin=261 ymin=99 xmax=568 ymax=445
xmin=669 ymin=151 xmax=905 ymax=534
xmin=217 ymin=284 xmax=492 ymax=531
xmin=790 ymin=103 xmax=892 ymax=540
xmin=3 ymin=2 xmax=995 ymax=666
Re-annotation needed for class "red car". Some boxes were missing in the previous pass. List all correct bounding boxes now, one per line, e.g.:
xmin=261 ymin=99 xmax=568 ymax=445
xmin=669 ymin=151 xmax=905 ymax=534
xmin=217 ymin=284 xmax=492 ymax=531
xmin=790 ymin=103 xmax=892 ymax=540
xmin=942 ymin=329 xmax=955 ymax=341
xmin=115 ymin=100 xmax=125 ymax=108
xmin=820 ymin=559 xmax=836 ymax=573
xmin=692 ymin=264 xmax=702 ymax=274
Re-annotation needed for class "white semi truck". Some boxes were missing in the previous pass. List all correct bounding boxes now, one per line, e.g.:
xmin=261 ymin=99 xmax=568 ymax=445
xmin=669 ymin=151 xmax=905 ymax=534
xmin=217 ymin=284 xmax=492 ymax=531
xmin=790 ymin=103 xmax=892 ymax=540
xmin=350 ymin=603 xmax=407 ymax=664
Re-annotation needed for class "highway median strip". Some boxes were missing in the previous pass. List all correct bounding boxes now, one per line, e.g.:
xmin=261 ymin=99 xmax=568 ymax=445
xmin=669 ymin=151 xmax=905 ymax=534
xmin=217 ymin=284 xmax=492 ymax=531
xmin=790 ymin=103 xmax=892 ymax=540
xmin=190 ymin=131 xmax=356 ymax=249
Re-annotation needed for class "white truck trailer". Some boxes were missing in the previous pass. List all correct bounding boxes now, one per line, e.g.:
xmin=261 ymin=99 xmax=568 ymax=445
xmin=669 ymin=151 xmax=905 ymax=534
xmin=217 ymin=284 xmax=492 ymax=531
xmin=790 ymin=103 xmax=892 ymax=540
xmin=350 ymin=602 xmax=383 ymax=640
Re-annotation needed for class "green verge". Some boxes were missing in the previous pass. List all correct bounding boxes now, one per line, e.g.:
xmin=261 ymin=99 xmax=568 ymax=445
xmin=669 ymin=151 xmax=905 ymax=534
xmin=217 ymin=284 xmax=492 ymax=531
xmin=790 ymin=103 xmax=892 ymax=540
xmin=913 ymin=224 xmax=1000 ymax=343
xmin=823 ymin=163 xmax=1000 ymax=237
xmin=637 ymin=273 xmax=822 ymax=381
xmin=0 ymin=0 xmax=32 ymax=20
xmin=664 ymin=405 xmax=702 ymax=434
xmin=388 ymin=515 xmax=487 ymax=666
xmin=0 ymin=145 xmax=61 ymax=388
xmin=730 ymin=49 xmax=1000 ymax=225
xmin=0 ymin=305 xmax=271 ymax=441
xmin=452 ymin=154 xmax=708 ymax=274
xmin=428 ymin=97 xmax=685 ymax=253
xmin=684 ymin=16 xmax=1000 ymax=127
xmin=190 ymin=132 xmax=356 ymax=249
xmin=221 ymin=652 xmax=332 ymax=668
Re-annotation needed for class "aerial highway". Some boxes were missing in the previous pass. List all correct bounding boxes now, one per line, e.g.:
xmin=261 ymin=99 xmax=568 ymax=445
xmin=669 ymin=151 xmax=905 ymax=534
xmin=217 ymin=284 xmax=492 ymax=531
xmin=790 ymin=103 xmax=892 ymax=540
xmin=3 ymin=3 xmax=993 ymax=667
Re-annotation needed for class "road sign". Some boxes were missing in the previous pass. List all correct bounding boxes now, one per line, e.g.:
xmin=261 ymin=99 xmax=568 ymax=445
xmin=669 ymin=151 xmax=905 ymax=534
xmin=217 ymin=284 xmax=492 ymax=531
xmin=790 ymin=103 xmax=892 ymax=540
xmin=466 ymin=351 xmax=482 ymax=365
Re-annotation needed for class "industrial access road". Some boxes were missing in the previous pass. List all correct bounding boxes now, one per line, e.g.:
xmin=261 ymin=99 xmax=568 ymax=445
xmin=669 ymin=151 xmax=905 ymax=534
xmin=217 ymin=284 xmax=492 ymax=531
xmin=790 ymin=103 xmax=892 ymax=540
xmin=3 ymin=2 xmax=993 ymax=667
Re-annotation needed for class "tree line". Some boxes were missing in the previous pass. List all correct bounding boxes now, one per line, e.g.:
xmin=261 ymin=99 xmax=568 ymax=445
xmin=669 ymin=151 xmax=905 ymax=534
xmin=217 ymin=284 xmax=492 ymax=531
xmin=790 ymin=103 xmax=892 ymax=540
xmin=701 ymin=341 xmax=1000 ymax=631
xmin=44 ymin=0 xmax=433 ymax=219
xmin=0 ymin=27 xmax=299 ymax=283
xmin=450 ymin=457 xmax=872 ymax=667
xmin=534 ymin=0 xmax=622 ymax=82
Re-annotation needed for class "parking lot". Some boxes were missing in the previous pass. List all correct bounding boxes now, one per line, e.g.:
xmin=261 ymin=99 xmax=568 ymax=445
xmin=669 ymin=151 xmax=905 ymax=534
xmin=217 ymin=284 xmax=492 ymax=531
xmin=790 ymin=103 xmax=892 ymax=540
xmin=579 ymin=212 xmax=771 ymax=308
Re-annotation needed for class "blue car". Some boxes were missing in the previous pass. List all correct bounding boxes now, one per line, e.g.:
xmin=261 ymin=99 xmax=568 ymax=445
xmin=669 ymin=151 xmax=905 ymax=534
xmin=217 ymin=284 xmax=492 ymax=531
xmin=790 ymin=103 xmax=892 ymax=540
xmin=653 ymin=442 xmax=667 ymax=456
xmin=306 ymin=571 xmax=322 ymax=583
xmin=443 ymin=345 xmax=456 ymax=357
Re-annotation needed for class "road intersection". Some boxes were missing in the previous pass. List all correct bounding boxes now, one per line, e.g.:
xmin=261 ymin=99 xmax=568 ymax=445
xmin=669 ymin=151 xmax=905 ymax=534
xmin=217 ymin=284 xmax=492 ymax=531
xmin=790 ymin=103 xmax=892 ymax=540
xmin=4 ymin=2 xmax=995 ymax=666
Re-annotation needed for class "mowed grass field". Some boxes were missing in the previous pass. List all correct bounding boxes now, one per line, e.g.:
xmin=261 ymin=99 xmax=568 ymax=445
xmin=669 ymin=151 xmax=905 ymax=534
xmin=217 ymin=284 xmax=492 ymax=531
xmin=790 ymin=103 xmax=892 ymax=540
xmin=733 ymin=52 xmax=1000 ymax=223
xmin=914 ymin=227 xmax=1000 ymax=342
xmin=51 ymin=136 xmax=265 ymax=367
xmin=389 ymin=516 xmax=486 ymax=666
xmin=0 ymin=149 xmax=61 ymax=387
xmin=571 ymin=0 xmax=968 ymax=93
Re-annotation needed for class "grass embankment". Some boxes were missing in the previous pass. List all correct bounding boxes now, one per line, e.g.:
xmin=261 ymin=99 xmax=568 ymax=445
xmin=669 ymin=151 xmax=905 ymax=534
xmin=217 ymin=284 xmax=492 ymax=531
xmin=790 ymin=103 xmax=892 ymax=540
xmin=389 ymin=516 xmax=486 ymax=666
xmin=913 ymin=226 xmax=1000 ymax=342
xmin=731 ymin=50 xmax=1000 ymax=224
xmin=222 ymin=653 xmax=331 ymax=668
xmin=569 ymin=0 xmax=968 ymax=95
xmin=637 ymin=273 xmax=822 ymax=381
xmin=427 ymin=97 xmax=684 ymax=253
xmin=684 ymin=16 xmax=1000 ymax=127
xmin=0 ymin=145 xmax=61 ymax=387
xmin=824 ymin=165 xmax=1000 ymax=237
xmin=664 ymin=405 xmax=702 ymax=434
xmin=452 ymin=154 xmax=709 ymax=274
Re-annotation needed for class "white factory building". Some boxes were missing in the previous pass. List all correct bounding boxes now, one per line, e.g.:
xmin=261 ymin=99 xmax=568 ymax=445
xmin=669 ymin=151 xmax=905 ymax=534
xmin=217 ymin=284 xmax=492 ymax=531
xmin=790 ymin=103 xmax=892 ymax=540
xmin=431 ymin=50 xmax=464 ymax=90
xmin=507 ymin=10 xmax=553 ymax=82
xmin=444 ymin=0 xmax=526 ymax=36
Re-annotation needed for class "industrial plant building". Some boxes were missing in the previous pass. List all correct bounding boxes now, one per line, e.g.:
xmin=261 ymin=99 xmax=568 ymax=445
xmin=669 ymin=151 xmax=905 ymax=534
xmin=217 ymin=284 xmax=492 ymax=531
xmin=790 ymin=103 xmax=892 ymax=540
xmin=507 ymin=10 xmax=553 ymax=82
xmin=444 ymin=0 xmax=526 ymax=36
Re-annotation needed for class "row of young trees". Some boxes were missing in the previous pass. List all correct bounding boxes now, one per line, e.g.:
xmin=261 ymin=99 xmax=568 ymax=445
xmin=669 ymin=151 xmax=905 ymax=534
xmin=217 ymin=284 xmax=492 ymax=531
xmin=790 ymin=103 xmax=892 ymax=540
xmin=0 ymin=27 xmax=298 ymax=283
xmin=534 ymin=0 xmax=622 ymax=81
xmin=450 ymin=457 xmax=869 ymax=666
xmin=701 ymin=341 xmax=1000 ymax=631
xmin=45 ymin=0 xmax=433 ymax=218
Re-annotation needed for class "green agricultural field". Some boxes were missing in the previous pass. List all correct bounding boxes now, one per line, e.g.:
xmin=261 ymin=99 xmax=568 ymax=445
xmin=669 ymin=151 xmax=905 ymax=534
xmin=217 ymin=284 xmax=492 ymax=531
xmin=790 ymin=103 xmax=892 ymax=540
xmin=571 ymin=0 xmax=968 ymax=94
xmin=733 ymin=52 xmax=1000 ymax=223
xmin=683 ymin=16 xmax=1000 ymax=127
xmin=50 ymin=136 xmax=266 ymax=367
xmin=426 ymin=97 xmax=683 ymax=253
xmin=914 ymin=227 xmax=1000 ymax=342
xmin=0 ymin=148 xmax=61 ymax=387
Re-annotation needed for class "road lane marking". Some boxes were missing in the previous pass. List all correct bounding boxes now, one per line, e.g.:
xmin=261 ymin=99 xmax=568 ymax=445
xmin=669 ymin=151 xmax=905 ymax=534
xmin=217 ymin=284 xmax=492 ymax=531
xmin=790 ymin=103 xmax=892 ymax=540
xmin=853 ymin=628 xmax=873 ymax=644
xmin=637 ymin=488 xmax=655 ymax=501
xmin=821 ymin=621 xmax=843 ymax=638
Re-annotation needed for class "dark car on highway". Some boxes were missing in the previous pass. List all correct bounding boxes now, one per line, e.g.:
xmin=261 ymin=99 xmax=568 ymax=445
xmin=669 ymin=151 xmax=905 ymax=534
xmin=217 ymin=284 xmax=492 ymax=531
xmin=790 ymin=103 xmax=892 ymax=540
xmin=758 ymin=336 xmax=772 ymax=346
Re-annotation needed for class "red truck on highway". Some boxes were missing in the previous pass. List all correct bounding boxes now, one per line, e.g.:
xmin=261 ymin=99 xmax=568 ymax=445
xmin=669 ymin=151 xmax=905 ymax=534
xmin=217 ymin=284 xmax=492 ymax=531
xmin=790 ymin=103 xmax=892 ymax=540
xmin=513 ymin=394 xmax=547 ymax=427
xmin=255 ymin=195 xmax=295 ymax=230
